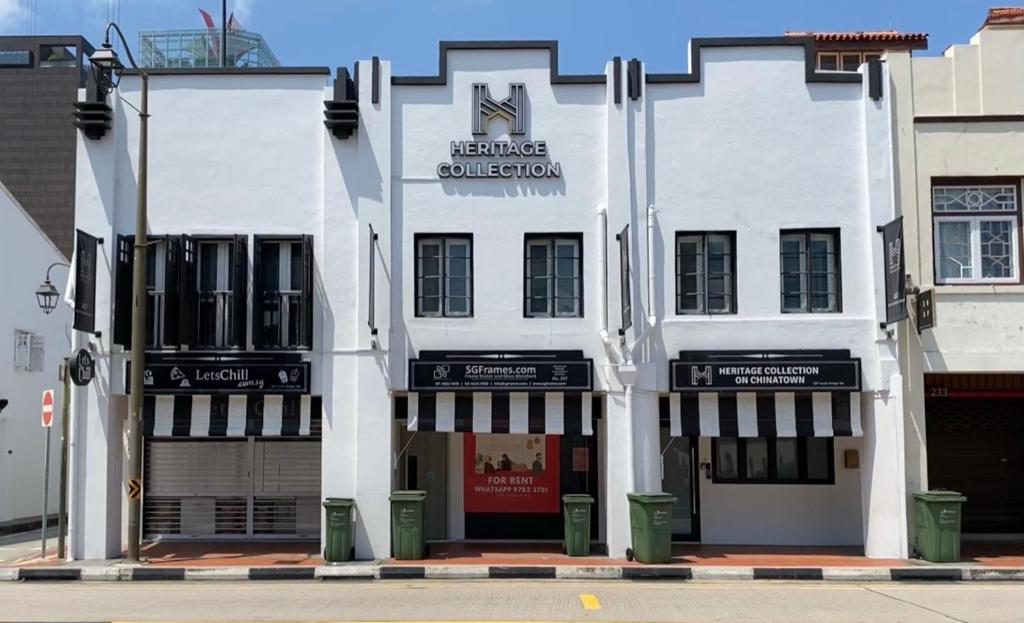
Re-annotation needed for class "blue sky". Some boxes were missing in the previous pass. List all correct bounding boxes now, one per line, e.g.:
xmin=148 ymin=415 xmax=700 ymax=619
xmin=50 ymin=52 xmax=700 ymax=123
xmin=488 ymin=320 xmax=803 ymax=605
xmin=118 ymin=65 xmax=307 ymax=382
xmin=0 ymin=0 xmax=1006 ymax=72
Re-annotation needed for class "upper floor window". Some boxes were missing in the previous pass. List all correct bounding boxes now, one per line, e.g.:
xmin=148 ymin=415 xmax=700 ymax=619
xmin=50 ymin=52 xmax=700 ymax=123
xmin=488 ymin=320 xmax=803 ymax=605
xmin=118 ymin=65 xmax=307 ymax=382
xmin=780 ymin=229 xmax=841 ymax=313
xmin=197 ymin=239 xmax=245 ymax=349
xmin=676 ymin=232 xmax=736 ymax=315
xmin=39 ymin=44 xmax=76 ymax=67
xmin=415 ymin=235 xmax=472 ymax=318
xmin=0 ymin=50 xmax=31 ymax=67
xmin=524 ymin=235 xmax=583 ymax=318
xmin=253 ymin=236 xmax=314 ymax=348
xmin=13 ymin=330 xmax=44 ymax=372
xmin=145 ymin=238 xmax=171 ymax=349
xmin=933 ymin=184 xmax=1020 ymax=284
xmin=817 ymin=51 xmax=881 ymax=73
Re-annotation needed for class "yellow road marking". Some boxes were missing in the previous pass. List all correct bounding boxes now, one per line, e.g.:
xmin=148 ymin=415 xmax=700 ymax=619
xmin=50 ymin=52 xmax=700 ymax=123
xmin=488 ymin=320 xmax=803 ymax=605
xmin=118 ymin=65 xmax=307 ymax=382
xmin=579 ymin=593 xmax=601 ymax=610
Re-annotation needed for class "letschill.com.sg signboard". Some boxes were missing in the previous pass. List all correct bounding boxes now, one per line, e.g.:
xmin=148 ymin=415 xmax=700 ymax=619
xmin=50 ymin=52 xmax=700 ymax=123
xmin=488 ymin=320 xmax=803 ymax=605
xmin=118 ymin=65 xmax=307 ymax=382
xmin=127 ymin=355 xmax=310 ymax=395
xmin=671 ymin=350 xmax=861 ymax=393
xmin=409 ymin=351 xmax=593 ymax=392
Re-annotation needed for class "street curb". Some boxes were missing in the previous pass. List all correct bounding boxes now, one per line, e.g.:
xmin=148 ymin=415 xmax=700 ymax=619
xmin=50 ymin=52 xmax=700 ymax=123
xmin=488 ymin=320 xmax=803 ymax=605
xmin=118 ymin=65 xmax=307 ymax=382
xmin=2 ymin=564 xmax=1023 ymax=582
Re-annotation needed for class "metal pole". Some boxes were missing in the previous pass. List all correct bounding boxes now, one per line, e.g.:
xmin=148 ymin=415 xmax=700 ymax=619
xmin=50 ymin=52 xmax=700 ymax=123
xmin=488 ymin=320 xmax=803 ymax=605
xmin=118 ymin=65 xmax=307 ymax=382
xmin=126 ymin=72 xmax=149 ymax=563
xmin=221 ymin=0 xmax=227 ymax=68
xmin=57 ymin=357 xmax=70 ymax=559
xmin=40 ymin=425 xmax=52 ymax=559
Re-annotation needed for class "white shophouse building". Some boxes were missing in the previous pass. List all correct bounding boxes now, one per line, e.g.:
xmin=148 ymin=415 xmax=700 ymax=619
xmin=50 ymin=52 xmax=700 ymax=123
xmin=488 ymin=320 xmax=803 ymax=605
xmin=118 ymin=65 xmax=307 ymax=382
xmin=69 ymin=37 xmax=908 ymax=560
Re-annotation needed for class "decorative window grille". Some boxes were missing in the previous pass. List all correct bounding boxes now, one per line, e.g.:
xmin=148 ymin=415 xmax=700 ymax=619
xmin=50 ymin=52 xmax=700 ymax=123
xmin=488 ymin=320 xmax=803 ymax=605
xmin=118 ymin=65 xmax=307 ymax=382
xmin=933 ymin=185 xmax=1020 ymax=284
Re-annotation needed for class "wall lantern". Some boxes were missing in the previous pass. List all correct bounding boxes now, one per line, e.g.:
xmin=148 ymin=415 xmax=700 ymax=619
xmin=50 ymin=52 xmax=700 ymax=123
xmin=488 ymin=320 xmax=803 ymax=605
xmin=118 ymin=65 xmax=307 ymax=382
xmin=36 ymin=262 xmax=69 ymax=315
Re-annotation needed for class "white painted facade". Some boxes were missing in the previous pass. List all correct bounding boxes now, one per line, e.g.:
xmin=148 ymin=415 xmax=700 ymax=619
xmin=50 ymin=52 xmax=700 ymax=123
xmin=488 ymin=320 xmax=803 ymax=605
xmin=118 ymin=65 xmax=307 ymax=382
xmin=69 ymin=37 xmax=909 ymax=560
xmin=0 ymin=182 xmax=70 ymax=526
xmin=889 ymin=15 xmax=1024 ymax=539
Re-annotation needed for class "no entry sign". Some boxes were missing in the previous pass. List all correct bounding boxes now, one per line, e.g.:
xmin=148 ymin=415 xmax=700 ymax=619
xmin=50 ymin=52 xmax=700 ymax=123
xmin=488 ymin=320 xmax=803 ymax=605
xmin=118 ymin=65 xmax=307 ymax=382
xmin=41 ymin=389 xmax=54 ymax=428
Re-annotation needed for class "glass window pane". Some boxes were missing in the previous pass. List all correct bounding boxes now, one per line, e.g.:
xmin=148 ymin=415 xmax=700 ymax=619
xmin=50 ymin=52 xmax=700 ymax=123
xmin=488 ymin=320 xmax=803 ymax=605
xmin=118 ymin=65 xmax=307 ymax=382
xmin=447 ymin=277 xmax=467 ymax=298
xmin=745 ymin=438 xmax=769 ymax=479
xmin=936 ymin=220 xmax=973 ymax=280
xmin=289 ymin=242 xmax=303 ymax=290
xmin=555 ymin=257 xmax=576 ymax=279
xmin=980 ymin=220 xmax=1014 ymax=279
xmin=199 ymin=244 xmax=218 ymax=291
xmin=262 ymin=243 xmax=280 ymax=291
xmin=420 ymin=296 xmax=440 ymax=315
xmin=841 ymin=53 xmax=861 ymax=72
xmin=446 ymin=297 xmax=468 ymax=315
xmin=933 ymin=186 xmax=1018 ymax=212
xmin=554 ymin=241 xmax=577 ymax=259
xmin=806 ymin=438 xmax=831 ymax=480
xmin=715 ymin=438 xmax=739 ymax=480
xmin=421 ymin=277 xmax=440 ymax=297
xmin=776 ymin=439 xmax=799 ymax=480
xmin=818 ymin=53 xmax=838 ymax=71
xmin=529 ymin=296 xmax=549 ymax=315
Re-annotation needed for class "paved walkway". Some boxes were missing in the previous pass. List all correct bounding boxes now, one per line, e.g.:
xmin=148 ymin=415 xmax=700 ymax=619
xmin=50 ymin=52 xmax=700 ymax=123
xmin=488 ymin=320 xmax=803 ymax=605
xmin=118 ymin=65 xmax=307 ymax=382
xmin=4 ymin=538 xmax=1023 ymax=569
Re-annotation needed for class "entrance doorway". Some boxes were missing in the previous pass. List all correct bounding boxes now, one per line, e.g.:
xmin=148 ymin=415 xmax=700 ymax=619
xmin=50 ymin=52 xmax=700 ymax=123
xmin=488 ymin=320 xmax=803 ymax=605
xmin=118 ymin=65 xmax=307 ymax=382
xmin=660 ymin=429 xmax=700 ymax=541
xmin=396 ymin=430 xmax=449 ymax=541
xmin=926 ymin=379 xmax=1024 ymax=535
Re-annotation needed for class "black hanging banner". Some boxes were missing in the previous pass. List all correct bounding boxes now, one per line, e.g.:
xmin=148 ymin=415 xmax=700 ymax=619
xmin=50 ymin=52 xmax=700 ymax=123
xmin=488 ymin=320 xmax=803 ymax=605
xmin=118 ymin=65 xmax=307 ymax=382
xmin=73 ymin=229 xmax=99 ymax=334
xmin=617 ymin=224 xmax=632 ymax=333
xmin=879 ymin=217 xmax=907 ymax=325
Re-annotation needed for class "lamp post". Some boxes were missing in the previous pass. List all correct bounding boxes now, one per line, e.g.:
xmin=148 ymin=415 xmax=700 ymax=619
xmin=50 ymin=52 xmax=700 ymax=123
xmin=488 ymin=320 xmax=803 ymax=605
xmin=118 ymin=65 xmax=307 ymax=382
xmin=35 ymin=261 xmax=70 ymax=559
xmin=90 ymin=23 xmax=149 ymax=563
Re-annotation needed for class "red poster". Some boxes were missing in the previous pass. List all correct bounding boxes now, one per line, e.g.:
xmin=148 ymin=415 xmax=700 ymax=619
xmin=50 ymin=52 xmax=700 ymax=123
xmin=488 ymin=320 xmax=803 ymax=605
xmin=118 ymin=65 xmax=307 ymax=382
xmin=464 ymin=434 xmax=560 ymax=513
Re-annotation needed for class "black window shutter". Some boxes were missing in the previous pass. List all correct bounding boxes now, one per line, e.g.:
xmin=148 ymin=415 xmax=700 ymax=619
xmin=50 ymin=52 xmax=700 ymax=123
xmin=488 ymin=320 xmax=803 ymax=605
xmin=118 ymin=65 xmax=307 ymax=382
xmin=112 ymin=234 xmax=134 ymax=347
xmin=178 ymin=235 xmax=198 ymax=348
xmin=232 ymin=235 xmax=249 ymax=349
xmin=162 ymin=236 xmax=181 ymax=346
xmin=301 ymin=235 xmax=314 ymax=349
xmin=251 ymin=236 xmax=266 ymax=349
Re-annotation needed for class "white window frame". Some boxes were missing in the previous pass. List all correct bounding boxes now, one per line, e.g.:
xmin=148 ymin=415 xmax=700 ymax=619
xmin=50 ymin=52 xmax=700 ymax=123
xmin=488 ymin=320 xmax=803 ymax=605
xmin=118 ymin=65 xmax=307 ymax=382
xmin=780 ymin=230 xmax=841 ymax=314
xmin=933 ymin=184 xmax=1020 ymax=285
xmin=145 ymin=239 xmax=168 ymax=349
xmin=934 ymin=215 xmax=1019 ymax=284
xmin=525 ymin=237 xmax=582 ymax=318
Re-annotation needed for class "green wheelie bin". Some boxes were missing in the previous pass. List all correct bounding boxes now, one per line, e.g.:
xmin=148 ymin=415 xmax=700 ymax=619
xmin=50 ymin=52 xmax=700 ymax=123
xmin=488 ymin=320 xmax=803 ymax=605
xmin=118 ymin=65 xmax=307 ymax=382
xmin=390 ymin=490 xmax=427 ymax=560
xmin=322 ymin=498 xmax=355 ymax=562
xmin=913 ymin=490 xmax=967 ymax=563
xmin=626 ymin=492 xmax=677 ymax=564
xmin=562 ymin=494 xmax=594 ymax=556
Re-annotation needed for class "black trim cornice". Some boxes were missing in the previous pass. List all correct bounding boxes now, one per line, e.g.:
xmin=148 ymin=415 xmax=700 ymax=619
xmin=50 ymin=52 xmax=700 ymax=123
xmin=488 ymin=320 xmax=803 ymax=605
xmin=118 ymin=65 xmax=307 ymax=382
xmin=646 ymin=36 xmax=862 ymax=85
xmin=391 ymin=40 xmax=606 ymax=86
xmin=916 ymin=115 xmax=1024 ymax=124
xmin=121 ymin=66 xmax=330 ymax=76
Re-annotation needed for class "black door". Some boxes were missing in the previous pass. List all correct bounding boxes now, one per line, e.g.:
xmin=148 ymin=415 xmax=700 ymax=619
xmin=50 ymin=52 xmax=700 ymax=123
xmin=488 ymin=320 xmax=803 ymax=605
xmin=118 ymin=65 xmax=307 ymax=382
xmin=927 ymin=396 xmax=1024 ymax=533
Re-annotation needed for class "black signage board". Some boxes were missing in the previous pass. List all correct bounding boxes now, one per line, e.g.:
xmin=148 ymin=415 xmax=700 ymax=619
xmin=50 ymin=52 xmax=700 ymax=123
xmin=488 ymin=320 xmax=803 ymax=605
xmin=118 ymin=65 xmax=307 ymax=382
xmin=916 ymin=288 xmax=935 ymax=333
xmin=73 ymin=229 xmax=99 ymax=334
xmin=879 ymin=217 xmax=907 ymax=325
xmin=617 ymin=224 xmax=632 ymax=333
xmin=410 ymin=351 xmax=592 ymax=391
xmin=127 ymin=355 xmax=310 ymax=395
xmin=69 ymin=348 xmax=95 ymax=386
xmin=671 ymin=350 xmax=861 ymax=393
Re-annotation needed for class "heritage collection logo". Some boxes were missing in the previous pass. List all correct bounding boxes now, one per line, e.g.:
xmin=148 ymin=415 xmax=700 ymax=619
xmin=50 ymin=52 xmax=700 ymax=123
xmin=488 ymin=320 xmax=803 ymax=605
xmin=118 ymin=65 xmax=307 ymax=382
xmin=436 ymin=83 xmax=562 ymax=180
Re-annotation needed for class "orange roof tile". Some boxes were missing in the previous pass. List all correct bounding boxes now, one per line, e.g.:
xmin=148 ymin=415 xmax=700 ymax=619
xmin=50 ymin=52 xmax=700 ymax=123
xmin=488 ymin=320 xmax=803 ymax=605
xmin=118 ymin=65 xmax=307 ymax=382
xmin=984 ymin=7 xmax=1024 ymax=25
xmin=785 ymin=30 xmax=928 ymax=43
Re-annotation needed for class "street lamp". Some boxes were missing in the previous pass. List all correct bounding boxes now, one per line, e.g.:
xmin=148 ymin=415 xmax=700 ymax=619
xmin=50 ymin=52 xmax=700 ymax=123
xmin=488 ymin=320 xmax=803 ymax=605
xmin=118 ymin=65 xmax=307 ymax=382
xmin=90 ymin=22 xmax=149 ymax=564
xmin=35 ymin=262 xmax=69 ymax=315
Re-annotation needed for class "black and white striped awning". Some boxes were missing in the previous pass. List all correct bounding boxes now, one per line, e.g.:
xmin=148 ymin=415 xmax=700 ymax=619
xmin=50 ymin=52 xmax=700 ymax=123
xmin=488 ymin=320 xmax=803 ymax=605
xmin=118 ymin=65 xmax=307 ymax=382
xmin=660 ymin=392 xmax=862 ymax=437
xmin=401 ymin=392 xmax=597 ymax=435
xmin=143 ymin=395 xmax=322 ymax=438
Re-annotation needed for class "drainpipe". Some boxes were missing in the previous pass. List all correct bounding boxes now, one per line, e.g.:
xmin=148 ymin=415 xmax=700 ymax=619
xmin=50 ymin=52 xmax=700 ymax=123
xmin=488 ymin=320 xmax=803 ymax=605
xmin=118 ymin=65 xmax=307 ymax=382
xmin=626 ymin=205 xmax=658 ymax=363
xmin=597 ymin=207 xmax=623 ymax=363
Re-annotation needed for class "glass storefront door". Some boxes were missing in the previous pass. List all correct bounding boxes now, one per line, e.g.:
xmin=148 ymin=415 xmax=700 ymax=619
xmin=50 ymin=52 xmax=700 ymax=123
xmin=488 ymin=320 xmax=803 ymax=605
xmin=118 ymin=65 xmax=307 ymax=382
xmin=660 ymin=428 xmax=699 ymax=541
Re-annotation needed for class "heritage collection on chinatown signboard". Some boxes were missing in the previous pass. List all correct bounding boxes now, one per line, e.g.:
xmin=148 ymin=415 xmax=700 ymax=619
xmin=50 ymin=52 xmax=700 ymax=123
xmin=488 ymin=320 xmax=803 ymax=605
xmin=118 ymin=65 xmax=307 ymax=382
xmin=670 ymin=350 xmax=862 ymax=393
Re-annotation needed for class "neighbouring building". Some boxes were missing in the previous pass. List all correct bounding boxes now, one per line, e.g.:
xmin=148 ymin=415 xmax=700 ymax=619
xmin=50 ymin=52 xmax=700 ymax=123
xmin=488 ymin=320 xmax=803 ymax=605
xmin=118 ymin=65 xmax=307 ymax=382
xmin=0 ymin=181 xmax=70 ymax=529
xmin=0 ymin=35 xmax=94 ymax=257
xmin=889 ymin=7 xmax=1024 ymax=544
xmin=69 ymin=35 xmax=907 ymax=561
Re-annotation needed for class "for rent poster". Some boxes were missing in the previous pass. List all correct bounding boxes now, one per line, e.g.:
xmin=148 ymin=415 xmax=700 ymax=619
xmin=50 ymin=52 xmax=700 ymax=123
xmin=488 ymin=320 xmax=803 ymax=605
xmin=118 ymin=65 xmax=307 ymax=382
xmin=464 ymin=434 xmax=560 ymax=513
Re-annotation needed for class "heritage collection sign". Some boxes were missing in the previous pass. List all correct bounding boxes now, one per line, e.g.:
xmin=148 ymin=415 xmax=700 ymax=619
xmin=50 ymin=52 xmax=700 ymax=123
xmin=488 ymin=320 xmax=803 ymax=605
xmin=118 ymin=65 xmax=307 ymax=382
xmin=670 ymin=350 xmax=861 ymax=392
xmin=879 ymin=217 xmax=908 ymax=325
xmin=73 ymin=229 xmax=100 ymax=334
xmin=436 ymin=83 xmax=562 ymax=179
xmin=410 ymin=351 xmax=592 ymax=391
xmin=127 ymin=360 xmax=310 ymax=395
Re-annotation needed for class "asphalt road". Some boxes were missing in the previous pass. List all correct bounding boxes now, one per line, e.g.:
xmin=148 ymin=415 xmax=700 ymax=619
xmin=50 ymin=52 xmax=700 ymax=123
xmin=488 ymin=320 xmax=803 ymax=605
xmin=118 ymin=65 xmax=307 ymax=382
xmin=1 ymin=580 xmax=1022 ymax=622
